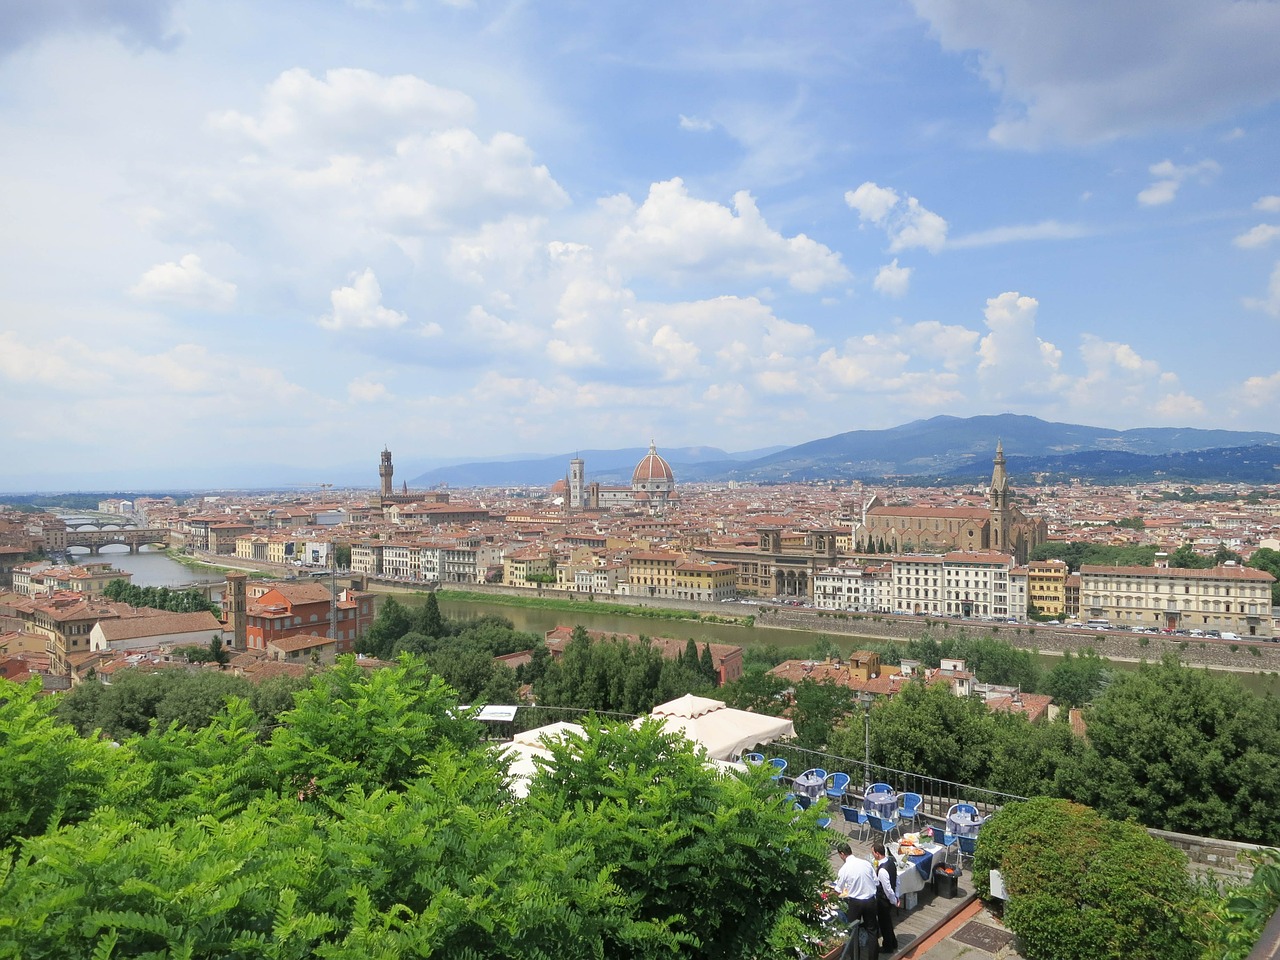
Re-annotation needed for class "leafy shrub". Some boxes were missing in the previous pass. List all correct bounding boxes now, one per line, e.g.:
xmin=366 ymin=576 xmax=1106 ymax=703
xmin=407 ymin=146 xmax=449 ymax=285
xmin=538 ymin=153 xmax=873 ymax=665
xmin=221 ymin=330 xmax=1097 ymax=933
xmin=972 ymin=797 xmax=1203 ymax=960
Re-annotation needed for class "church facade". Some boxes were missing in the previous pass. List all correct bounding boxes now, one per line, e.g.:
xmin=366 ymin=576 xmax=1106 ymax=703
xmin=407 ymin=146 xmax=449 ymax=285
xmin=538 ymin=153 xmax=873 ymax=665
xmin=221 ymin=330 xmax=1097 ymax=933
xmin=852 ymin=442 xmax=1046 ymax=563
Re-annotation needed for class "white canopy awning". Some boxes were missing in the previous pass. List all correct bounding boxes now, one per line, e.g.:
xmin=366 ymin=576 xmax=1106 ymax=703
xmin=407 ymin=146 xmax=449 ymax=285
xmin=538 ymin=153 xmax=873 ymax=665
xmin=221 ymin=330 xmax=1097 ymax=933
xmin=498 ymin=721 xmax=588 ymax=798
xmin=637 ymin=694 xmax=795 ymax=761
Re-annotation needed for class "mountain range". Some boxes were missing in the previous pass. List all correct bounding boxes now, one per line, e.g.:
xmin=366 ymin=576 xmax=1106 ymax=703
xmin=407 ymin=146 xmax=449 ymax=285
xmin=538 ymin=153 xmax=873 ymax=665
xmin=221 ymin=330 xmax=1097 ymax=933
xmin=409 ymin=414 xmax=1280 ymax=488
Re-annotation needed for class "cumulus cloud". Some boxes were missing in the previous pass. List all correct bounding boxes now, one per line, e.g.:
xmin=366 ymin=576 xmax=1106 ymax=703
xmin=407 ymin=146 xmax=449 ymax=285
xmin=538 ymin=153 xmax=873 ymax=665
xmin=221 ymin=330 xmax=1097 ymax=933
xmin=910 ymin=0 xmax=1280 ymax=146
xmin=1257 ymin=196 xmax=1280 ymax=213
xmin=0 ymin=0 xmax=181 ymax=57
xmin=130 ymin=254 xmax=237 ymax=310
xmin=1239 ymin=370 xmax=1280 ymax=408
xmin=210 ymin=67 xmax=475 ymax=156
xmin=1244 ymin=261 xmax=1280 ymax=317
xmin=873 ymin=259 xmax=912 ymax=298
xmin=1137 ymin=159 xmax=1220 ymax=206
xmin=976 ymin=292 xmax=1066 ymax=398
xmin=319 ymin=269 xmax=409 ymax=330
xmin=845 ymin=182 xmax=947 ymax=252
xmin=606 ymin=178 xmax=848 ymax=292
xmin=1234 ymin=225 xmax=1280 ymax=249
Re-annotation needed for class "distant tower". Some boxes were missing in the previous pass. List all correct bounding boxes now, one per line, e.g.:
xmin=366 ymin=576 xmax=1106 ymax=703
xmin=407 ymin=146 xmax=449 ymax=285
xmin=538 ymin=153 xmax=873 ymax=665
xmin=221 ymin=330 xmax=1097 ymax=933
xmin=224 ymin=571 xmax=247 ymax=650
xmin=569 ymin=456 xmax=585 ymax=510
xmin=988 ymin=440 xmax=1010 ymax=552
xmin=379 ymin=448 xmax=394 ymax=497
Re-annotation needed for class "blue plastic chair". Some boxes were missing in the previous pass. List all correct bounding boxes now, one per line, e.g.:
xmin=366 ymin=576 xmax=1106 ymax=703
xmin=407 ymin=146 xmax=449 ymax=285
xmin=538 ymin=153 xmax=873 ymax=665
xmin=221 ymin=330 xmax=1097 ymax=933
xmin=897 ymin=791 xmax=923 ymax=829
xmin=958 ymin=834 xmax=978 ymax=867
xmin=826 ymin=772 xmax=851 ymax=800
xmin=935 ymin=826 xmax=959 ymax=865
xmin=869 ymin=782 xmax=893 ymax=794
xmin=840 ymin=804 xmax=869 ymax=841
xmin=768 ymin=758 xmax=788 ymax=780
xmin=800 ymin=767 xmax=828 ymax=782
xmin=816 ymin=816 xmax=833 ymax=829
xmin=742 ymin=752 xmax=765 ymax=764
xmin=869 ymin=813 xmax=899 ymax=844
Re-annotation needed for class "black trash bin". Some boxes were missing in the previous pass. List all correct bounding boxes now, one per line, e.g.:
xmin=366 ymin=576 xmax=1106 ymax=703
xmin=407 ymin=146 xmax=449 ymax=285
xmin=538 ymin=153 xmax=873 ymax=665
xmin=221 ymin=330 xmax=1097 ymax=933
xmin=933 ymin=865 xmax=959 ymax=898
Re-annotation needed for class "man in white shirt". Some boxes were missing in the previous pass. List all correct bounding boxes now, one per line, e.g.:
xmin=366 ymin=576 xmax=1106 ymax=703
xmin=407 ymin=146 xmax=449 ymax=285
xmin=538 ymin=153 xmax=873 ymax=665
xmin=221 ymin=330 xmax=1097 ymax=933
xmin=833 ymin=842 xmax=879 ymax=946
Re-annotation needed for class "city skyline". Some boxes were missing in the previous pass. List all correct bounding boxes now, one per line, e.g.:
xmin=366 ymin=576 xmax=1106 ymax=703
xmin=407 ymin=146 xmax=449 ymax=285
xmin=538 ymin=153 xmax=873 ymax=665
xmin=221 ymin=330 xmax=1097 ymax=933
xmin=3 ymin=1 xmax=1280 ymax=489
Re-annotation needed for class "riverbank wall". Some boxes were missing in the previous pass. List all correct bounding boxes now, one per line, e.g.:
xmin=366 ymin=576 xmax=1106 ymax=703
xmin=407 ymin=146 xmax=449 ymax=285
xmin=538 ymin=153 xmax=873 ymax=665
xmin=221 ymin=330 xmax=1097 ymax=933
xmin=432 ymin=582 xmax=1280 ymax=674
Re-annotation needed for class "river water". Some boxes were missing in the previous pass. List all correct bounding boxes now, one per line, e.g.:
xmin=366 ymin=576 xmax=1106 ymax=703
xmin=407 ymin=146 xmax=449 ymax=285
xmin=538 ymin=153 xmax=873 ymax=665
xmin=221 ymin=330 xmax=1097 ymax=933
xmin=429 ymin=594 xmax=1280 ymax=697
xmin=67 ymin=544 xmax=224 ymax=591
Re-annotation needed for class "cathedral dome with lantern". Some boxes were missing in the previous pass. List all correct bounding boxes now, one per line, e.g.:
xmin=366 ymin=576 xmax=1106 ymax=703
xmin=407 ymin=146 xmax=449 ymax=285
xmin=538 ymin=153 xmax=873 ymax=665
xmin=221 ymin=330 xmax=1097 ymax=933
xmin=631 ymin=440 xmax=676 ymax=507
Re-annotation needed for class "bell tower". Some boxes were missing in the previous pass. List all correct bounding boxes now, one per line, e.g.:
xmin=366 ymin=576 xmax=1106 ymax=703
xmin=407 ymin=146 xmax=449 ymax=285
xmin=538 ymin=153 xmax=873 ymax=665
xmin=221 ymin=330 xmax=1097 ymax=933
xmin=988 ymin=440 xmax=1010 ymax=552
xmin=379 ymin=447 xmax=394 ymax=497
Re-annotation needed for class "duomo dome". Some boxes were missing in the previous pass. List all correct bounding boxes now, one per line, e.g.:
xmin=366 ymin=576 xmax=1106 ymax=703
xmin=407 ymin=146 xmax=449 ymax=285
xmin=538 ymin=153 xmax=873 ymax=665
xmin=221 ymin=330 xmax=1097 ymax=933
xmin=632 ymin=441 xmax=675 ymax=486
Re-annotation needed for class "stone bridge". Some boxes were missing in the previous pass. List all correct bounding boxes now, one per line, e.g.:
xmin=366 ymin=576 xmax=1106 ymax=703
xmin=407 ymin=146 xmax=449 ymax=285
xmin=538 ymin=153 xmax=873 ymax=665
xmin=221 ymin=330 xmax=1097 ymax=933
xmin=63 ymin=527 xmax=172 ymax=554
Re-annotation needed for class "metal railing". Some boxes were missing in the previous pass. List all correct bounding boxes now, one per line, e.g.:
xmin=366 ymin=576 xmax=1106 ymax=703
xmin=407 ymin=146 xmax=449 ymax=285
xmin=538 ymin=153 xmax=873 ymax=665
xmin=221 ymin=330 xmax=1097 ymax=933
xmin=763 ymin=742 xmax=1026 ymax=824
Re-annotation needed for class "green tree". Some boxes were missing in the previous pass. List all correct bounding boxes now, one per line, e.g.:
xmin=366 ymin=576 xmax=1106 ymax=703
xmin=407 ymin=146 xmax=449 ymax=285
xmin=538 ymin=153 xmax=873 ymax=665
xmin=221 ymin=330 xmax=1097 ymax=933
xmin=1044 ymin=648 xmax=1111 ymax=708
xmin=972 ymin=797 xmax=1201 ymax=960
xmin=266 ymin=654 xmax=480 ymax=797
xmin=720 ymin=670 xmax=789 ymax=714
xmin=414 ymin=591 xmax=446 ymax=638
xmin=698 ymin=642 xmax=717 ymax=685
xmin=1247 ymin=547 xmax=1280 ymax=605
xmin=357 ymin=594 xmax=412 ymax=658
xmin=0 ymin=677 xmax=122 ymax=850
xmin=789 ymin=679 xmax=854 ymax=749
xmin=1169 ymin=542 xmax=1214 ymax=569
xmin=526 ymin=718 xmax=833 ymax=960
xmin=1074 ymin=655 xmax=1280 ymax=843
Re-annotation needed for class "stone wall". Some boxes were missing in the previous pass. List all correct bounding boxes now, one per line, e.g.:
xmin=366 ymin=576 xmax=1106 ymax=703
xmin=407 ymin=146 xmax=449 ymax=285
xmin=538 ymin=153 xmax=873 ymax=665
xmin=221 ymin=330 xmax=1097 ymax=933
xmin=757 ymin=606 xmax=1280 ymax=671
xmin=1149 ymin=828 xmax=1274 ymax=883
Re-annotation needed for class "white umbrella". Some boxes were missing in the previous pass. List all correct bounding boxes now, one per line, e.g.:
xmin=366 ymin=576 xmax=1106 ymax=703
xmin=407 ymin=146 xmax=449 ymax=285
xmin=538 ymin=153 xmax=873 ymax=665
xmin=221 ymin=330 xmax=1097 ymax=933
xmin=498 ymin=721 xmax=588 ymax=798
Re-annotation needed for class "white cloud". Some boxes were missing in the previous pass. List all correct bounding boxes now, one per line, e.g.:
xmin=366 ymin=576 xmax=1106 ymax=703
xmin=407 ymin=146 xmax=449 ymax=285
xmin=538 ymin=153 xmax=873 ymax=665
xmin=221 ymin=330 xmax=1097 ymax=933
xmin=1244 ymin=261 xmax=1280 ymax=317
xmin=976 ymin=292 xmax=1066 ymax=398
xmin=948 ymin=220 xmax=1091 ymax=248
xmin=1256 ymin=196 xmax=1280 ymax=213
xmin=347 ymin=377 xmax=391 ymax=402
xmin=911 ymin=0 xmax=1280 ymax=146
xmin=678 ymin=114 xmax=714 ymax=132
xmin=606 ymin=178 xmax=848 ymax=292
xmin=1234 ymin=225 xmax=1280 ymax=250
xmin=844 ymin=182 xmax=900 ymax=225
xmin=130 ymin=254 xmax=237 ymax=310
xmin=210 ymin=67 xmax=475 ymax=157
xmin=1137 ymin=159 xmax=1219 ymax=206
xmin=873 ymin=259 xmax=911 ymax=298
xmin=1239 ymin=370 xmax=1280 ymax=408
xmin=319 ymin=269 xmax=409 ymax=330
xmin=844 ymin=182 xmax=947 ymax=252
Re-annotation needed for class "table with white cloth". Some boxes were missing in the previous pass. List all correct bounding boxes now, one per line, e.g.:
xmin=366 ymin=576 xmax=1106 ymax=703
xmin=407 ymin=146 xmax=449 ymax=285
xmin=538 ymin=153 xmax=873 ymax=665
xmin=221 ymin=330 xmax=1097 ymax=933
xmin=947 ymin=811 xmax=984 ymax=838
xmin=792 ymin=772 xmax=826 ymax=801
xmin=863 ymin=790 xmax=898 ymax=819
xmin=889 ymin=841 xmax=947 ymax=909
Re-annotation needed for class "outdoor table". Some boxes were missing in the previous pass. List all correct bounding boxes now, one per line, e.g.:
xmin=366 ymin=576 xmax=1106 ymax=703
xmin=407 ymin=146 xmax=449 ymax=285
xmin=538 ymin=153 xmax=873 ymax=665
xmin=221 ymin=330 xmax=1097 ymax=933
xmin=888 ymin=841 xmax=947 ymax=909
xmin=793 ymin=772 xmax=826 ymax=800
xmin=947 ymin=811 xmax=984 ymax=838
xmin=863 ymin=789 xmax=897 ymax=819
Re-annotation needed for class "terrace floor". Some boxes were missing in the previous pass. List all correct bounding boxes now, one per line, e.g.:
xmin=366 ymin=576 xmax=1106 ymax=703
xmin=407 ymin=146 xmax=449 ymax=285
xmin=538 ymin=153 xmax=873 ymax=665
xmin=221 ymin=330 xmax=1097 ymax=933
xmin=825 ymin=826 xmax=1024 ymax=960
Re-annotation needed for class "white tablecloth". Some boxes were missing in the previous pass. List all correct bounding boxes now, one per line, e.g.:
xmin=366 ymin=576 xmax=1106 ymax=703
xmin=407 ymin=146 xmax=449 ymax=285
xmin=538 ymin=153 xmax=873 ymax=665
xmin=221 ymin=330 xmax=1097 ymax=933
xmin=864 ymin=790 xmax=897 ymax=819
xmin=890 ymin=841 xmax=946 ymax=897
xmin=793 ymin=773 xmax=825 ymax=799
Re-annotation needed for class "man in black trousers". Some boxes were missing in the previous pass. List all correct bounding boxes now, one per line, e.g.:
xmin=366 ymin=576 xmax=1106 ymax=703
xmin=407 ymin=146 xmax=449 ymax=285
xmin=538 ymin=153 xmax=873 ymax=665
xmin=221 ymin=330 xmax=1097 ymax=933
xmin=871 ymin=841 xmax=899 ymax=954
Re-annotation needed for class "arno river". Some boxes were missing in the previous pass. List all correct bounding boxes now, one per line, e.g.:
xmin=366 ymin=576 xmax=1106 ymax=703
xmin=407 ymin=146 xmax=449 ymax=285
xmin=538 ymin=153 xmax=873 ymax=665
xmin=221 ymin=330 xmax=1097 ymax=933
xmin=61 ymin=545 xmax=1280 ymax=697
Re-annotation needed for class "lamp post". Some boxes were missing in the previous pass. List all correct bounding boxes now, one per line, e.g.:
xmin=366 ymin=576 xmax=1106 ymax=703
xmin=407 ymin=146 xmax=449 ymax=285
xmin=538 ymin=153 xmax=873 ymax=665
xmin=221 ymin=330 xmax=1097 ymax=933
xmin=858 ymin=690 xmax=874 ymax=790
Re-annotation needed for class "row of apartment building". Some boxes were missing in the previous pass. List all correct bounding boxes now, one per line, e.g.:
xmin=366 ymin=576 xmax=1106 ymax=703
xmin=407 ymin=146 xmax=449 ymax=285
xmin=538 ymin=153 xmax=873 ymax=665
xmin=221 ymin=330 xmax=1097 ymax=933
xmin=812 ymin=552 xmax=1275 ymax=637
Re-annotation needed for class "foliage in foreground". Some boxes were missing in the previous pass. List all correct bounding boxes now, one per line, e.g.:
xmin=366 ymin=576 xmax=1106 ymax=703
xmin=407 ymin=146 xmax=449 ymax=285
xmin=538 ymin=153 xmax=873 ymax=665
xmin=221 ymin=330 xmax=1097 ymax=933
xmin=0 ymin=661 xmax=832 ymax=960
xmin=972 ymin=797 xmax=1205 ymax=960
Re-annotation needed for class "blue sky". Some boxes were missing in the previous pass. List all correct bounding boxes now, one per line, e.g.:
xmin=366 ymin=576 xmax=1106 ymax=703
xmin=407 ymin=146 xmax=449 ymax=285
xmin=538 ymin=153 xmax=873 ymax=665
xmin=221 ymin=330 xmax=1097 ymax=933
xmin=2 ymin=0 xmax=1279 ymax=489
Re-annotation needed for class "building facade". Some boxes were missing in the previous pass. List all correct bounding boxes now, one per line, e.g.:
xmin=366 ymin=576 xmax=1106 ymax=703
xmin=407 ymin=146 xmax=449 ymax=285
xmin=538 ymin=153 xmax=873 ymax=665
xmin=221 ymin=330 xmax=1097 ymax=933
xmin=1079 ymin=562 xmax=1275 ymax=636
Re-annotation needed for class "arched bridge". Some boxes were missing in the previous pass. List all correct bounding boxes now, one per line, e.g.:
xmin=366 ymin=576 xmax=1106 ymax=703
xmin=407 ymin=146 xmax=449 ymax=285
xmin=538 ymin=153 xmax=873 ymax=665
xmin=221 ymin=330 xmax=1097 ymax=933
xmin=64 ymin=527 xmax=172 ymax=554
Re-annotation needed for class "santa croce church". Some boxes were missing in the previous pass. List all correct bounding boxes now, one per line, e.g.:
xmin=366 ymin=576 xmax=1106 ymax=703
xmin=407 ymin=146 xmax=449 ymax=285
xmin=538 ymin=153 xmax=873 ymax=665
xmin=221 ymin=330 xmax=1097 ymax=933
xmin=851 ymin=442 xmax=1046 ymax=563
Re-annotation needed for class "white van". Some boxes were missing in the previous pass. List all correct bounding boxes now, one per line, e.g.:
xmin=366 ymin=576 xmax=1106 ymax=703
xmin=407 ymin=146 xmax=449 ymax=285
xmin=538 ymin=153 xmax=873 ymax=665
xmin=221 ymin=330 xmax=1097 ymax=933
xmin=1220 ymin=632 xmax=1241 ymax=641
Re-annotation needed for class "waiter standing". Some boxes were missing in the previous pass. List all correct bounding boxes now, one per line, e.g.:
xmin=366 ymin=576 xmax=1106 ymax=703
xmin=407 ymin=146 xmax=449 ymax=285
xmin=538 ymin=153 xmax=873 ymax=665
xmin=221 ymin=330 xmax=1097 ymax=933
xmin=834 ymin=842 xmax=879 ymax=954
